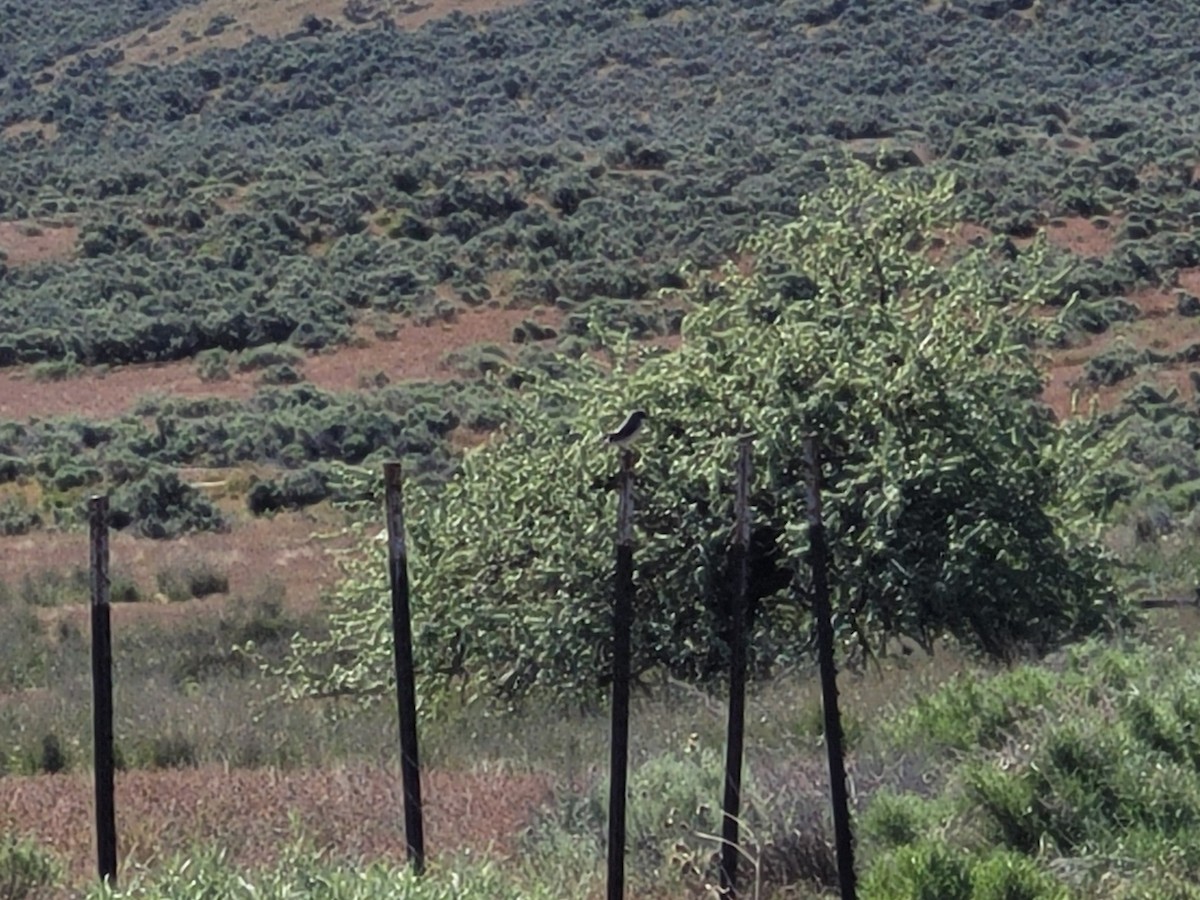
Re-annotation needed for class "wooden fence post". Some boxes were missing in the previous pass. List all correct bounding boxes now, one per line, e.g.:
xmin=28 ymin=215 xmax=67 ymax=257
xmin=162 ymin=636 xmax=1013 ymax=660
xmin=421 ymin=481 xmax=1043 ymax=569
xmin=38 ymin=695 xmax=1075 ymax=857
xmin=383 ymin=462 xmax=426 ymax=876
xmin=607 ymin=449 xmax=636 ymax=900
xmin=720 ymin=435 xmax=754 ymax=896
xmin=89 ymin=495 xmax=117 ymax=886
xmin=804 ymin=436 xmax=857 ymax=900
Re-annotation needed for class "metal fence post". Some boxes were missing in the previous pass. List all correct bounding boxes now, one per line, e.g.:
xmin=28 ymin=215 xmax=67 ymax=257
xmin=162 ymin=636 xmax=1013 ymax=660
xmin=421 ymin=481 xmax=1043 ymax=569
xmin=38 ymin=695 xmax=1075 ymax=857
xmin=383 ymin=461 xmax=426 ymax=875
xmin=805 ymin=436 xmax=857 ymax=900
xmin=89 ymin=495 xmax=117 ymax=886
xmin=607 ymin=449 xmax=636 ymax=900
xmin=720 ymin=435 xmax=754 ymax=896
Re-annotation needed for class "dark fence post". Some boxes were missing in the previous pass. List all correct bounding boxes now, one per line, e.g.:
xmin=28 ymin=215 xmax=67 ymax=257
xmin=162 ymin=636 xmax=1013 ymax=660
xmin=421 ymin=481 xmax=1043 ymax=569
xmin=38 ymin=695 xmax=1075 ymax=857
xmin=805 ymin=436 xmax=857 ymax=900
xmin=89 ymin=495 xmax=117 ymax=886
xmin=383 ymin=461 xmax=425 ymax=876
xmin=720 ymin=435 xmax=754 ymax=896
xmin=607 ymin=449 xmax=636 ymax=900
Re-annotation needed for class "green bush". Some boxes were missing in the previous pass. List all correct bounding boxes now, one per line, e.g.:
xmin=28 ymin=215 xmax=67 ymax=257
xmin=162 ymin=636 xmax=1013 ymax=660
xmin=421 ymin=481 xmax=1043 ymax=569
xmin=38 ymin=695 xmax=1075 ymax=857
xmin=108 ymin=469 xmax=227 ymax=538
xmin=16 ymin=567 xmax=89 ymax=607
xmin=110 ymin=573 xmax=143 ymax=604
xmin=135 ymin=732 xmax=199 ymax=770
xmin=258 ymin=363 xmax=304 ymax=385
xmin=195 ymin=349 xmax=231 ymax=382
xmin=883 ymin=667 xmax=1059 ymax=754
xmin=860 ymin=790 xmax=950 ymax=851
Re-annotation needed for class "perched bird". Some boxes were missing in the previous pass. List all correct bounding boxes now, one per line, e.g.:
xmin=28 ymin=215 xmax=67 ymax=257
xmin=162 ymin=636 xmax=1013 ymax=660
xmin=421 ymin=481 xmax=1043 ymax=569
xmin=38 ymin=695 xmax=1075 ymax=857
xmin=602 ymin=409 xmax=648 ymax=446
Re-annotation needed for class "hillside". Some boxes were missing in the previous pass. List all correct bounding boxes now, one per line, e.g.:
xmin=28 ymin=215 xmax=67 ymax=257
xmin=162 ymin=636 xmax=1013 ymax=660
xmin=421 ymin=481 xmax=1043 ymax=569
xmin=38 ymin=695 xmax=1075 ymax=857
xmin=0 ymin=0 xmax=1198 ymax=556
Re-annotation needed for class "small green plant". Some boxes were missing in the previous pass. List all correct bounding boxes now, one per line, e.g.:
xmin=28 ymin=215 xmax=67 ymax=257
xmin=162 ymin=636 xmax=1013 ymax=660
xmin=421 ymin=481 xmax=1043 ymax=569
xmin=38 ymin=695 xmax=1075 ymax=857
xmin=28 ymin=358 xmax=81 ymax=382
xmin=195 ymin=349 xmax=231 ymax=382
xmin=257 ymin=363 xmax=304 ymax=385
xmin=882 ymin=666 xmax=1059 ymax=754
xmin=0 ymin=833 xmax=63 ymax=899
xmin=235 ymin=344 xmax=303 ymax=372
xmin=110 ymin=573 xmax=143 ymax=604
xmin=142 ymin=732 xmax=199 ymax=770
xmin=155 ymin=562 xmax=230 ymax=602
xmin=0 ymin=497 xmax=40 ymax=536
xmin=860 ymin=790 xmax=950 ymax=851
xmin=861 ymin=839 xmax=973 ymax=900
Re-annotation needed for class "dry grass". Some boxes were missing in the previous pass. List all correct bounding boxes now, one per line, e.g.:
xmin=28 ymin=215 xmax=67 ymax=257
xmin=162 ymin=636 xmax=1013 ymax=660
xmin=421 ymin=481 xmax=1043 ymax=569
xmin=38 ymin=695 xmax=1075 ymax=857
xmin=0 ymin=509 xmax=349 ymax=617
xmin=0 ymin=764 xmax=551 ymax=885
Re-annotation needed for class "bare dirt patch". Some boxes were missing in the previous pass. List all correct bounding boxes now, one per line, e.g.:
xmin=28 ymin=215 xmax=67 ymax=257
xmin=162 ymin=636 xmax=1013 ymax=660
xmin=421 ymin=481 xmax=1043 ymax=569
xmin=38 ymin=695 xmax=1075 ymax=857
xmin=0 ymin=119 xmax=59 ymax=143
xmin=40 ymin=0 xmax=529 ymax=85
xmin=304 ymin=305 xmax=563 ymax=389
xmin=0 ymin=306 xmax=563 ymax=421
xmin=0 ymin=763 xmax=552 ymax=884
xmin=1041 ymin=215 xmax=1120 ymax=258
xmin=0 ymin=221 xmax=78 ymax=268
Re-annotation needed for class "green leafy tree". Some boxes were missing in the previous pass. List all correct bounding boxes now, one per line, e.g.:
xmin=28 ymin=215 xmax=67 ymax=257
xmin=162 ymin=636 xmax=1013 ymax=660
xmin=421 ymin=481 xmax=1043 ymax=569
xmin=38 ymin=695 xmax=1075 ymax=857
xmin=280 ymin=165 xmax=1129 ymax=706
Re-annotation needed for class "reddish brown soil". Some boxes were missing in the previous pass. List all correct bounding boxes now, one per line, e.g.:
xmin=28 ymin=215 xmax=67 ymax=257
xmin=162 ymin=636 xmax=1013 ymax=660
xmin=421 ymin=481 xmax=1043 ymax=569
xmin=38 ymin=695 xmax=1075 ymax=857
xmin=0 ymin=307 xmax=562 ymax=421
xmin=0 ymin=764 xmax=552 ymax=885
xmin=1040 ymin=215 xmax=1121 ymax=258
xmin=37 ymin=0 xmax=529 ymax=88
xmin=1039 ymin=266 xmax=1200 ymax=419
xmin=0 ymin=221 xmax=78 ymax=267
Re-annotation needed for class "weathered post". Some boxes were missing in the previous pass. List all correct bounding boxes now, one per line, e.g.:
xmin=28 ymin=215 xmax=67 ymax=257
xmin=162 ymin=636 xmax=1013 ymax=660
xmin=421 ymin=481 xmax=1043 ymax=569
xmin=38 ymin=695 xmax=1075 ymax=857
xmin=805 ymin=436 xmax=857 ymax=899
xmin=720 ymin=434 xmax=754 ymax=896
xmin=89 ymin=495 xmax=117 ymax=886
xmin=607 ymin=449 xmax=636 ymax=900
xmin=383 ymin=461 xmax=425 ymax=876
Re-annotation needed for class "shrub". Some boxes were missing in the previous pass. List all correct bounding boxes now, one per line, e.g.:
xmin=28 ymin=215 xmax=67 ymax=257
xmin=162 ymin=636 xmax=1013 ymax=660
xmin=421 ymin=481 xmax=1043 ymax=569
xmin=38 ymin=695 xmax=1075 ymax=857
xmin=258 ymin=363 xmax=304 ymax=385
xmin=156 ymin=562 xmax=230 ymax=601
xmin=970 ymin=849 xmax=1068 ymax=900
xmin=861 ymin=839 xmax=973 ymax=900
xmin=0 ymin=497 xmax=41 ymax=536
xmin=236 ymin=344 xmax=303 ymax=372
xmin=196 ymin=349 xmax=231 ymax=382
xmin=528 ymin=735 xmax=733 ymax=872
xmin=37 ymin=732 xmax=69 ymax=774
xmin=883 ymin=667 xmax=1058 ymax=754
xmin=108 ymin=469 xmax=227 ymax=538
xmin=860 ymin=791 xmax=950 ymax=851
xmin=110 ymin=573 xmax=143 ymax=604
xmin=29 ymin=358 xmax=82 ymax=382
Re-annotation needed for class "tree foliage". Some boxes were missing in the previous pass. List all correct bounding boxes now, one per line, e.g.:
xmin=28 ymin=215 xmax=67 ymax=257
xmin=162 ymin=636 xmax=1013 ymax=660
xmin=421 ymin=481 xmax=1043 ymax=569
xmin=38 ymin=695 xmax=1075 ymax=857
xmin=281 ymin=167 xmax=1129 ymax=706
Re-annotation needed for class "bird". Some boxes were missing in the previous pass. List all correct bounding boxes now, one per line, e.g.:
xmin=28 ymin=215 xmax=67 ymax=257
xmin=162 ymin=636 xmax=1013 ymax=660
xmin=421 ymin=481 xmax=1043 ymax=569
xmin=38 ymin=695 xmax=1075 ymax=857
xmin=601 ymin=409 xmax=648 ymax=446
